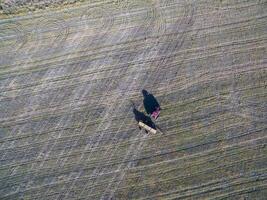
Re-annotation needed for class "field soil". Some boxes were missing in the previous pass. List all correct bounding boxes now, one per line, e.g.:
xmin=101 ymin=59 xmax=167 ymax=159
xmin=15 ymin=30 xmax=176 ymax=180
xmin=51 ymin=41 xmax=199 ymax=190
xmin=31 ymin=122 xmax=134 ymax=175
xmin=0 ymin=0 xmax=266 ymax=199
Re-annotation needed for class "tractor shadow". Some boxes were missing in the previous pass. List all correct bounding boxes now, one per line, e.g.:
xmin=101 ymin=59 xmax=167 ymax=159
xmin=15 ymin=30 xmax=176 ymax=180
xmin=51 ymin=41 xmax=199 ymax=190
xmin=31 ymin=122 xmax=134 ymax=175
xmin=142 ymin=89 xmax=160 ymax=115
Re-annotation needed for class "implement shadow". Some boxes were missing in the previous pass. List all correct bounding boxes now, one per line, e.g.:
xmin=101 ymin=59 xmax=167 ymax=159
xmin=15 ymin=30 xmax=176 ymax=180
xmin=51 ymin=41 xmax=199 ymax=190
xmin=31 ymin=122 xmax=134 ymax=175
xmin=132 ymin=106 xmax=156 ymax=132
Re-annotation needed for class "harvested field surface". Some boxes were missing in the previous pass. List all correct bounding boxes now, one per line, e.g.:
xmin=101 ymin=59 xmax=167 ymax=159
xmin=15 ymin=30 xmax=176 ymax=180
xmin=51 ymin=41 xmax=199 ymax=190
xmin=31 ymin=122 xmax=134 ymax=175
xmin=0 ymin=0 xmax=267 ymax=199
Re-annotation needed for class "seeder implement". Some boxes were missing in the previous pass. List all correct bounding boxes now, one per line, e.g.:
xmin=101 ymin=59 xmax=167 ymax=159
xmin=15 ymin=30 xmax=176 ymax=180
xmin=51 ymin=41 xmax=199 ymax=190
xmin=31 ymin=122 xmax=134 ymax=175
xmin=138 ymin=121 xmax=157 ymax=134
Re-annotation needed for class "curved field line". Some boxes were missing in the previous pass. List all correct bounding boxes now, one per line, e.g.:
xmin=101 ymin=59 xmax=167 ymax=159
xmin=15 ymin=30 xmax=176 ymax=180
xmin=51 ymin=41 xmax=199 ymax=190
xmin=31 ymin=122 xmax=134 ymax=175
xmin=0 ymin=21 xmax=28 ymax=67
xmin=79 ymin=6 xmax=115 ymax=51
xmin=33 ymin=17 xmax=70 ymax=52
xmin=0 ymin=21 xmax=27 ymax=53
